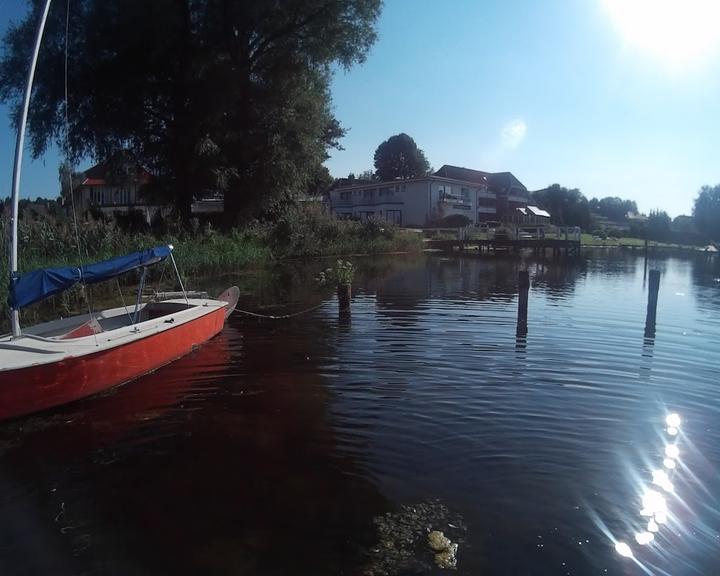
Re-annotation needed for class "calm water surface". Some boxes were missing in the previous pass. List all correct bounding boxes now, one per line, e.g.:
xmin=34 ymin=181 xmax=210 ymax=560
xmin=1 ymin=251 xmax=719 ymax=575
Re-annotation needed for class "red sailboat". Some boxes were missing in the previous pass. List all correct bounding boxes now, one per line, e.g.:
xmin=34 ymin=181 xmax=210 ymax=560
xmin=0 ymin=1 xmax=238 ymax=422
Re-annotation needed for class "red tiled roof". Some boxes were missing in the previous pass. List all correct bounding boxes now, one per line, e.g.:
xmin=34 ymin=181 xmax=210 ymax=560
xmin=79 ymin=155 xmax=153 ymax=187
xmin=82 ymin=177 xmax=106 ymax=186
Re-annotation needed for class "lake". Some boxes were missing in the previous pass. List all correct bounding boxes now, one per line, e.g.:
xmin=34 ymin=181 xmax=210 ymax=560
xmin=1 ymin=251 xmax=719 ymax=575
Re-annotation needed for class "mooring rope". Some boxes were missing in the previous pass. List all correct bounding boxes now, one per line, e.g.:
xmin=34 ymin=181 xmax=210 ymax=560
xmin=233 ymin=301 xmax=327 ymax=320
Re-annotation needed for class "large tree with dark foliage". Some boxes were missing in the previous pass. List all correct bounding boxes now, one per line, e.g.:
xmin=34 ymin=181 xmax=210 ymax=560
xmin=693 ymin=184 xmax=720 ymax=241
xmin=588 ymin=196 xmax=638 ymax=221
xmin=531 ymin=184 xmax=591 ymax=229
xmin=647 ymin=209 xmax=671 ymax=241
xmin=0 ymin=0 xmax=381 ymax=220
xmin=373 ymin=133 xmax=430 ymax=181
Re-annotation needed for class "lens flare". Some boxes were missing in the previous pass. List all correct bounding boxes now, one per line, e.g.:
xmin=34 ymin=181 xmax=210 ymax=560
xmin=663 ymin=458 xmax=677 ymax=470
xmin=647 ymin=519 xmax=659 ymax=533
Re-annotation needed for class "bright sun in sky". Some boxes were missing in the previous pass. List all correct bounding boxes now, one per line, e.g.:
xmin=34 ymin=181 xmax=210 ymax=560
xmin=603 ymin=0 xmax=720 ymax=71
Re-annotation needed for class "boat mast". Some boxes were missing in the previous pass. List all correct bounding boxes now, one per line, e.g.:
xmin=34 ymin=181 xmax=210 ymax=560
xmin=8 ymin=0 xmax=53 ymax=338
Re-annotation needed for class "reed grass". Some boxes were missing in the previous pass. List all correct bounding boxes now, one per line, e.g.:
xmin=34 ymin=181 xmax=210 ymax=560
xmin=0 ymin=205 xmax=423 ymax=329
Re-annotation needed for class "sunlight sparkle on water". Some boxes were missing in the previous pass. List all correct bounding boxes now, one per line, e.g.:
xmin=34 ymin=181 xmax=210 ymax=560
xmin=665 ymin=444 xmax=680 ymax=459
xmin=609 ymin=413 xmax=688 ymax=562
xmin=640 ymin=489 xmax=667 ymax=517
xmin=666 ymin=413 xmax=681 ymax=429
xmin=652 ymin=469 xmax=674 ymax=493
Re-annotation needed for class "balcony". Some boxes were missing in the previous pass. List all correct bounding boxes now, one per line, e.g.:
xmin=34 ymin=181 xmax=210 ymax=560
xmin=440 ymin=194 xmax=471 ymax=206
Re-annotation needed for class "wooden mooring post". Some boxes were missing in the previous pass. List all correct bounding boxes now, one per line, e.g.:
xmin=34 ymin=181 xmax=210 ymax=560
xmin=644 ymin=269 xmax=660 ymax=338
xmin=338 ymin=283 xmax=351 ymax=316
xmin=516 ymin=271 xmax=529 ymax=337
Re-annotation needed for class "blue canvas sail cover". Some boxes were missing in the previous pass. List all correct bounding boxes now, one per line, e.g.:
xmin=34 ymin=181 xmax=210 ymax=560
xmin=9 ymin=245 xmax=172 ymax=310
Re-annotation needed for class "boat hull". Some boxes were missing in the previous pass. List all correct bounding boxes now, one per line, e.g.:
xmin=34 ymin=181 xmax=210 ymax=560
xmin=0 ymin=305 xmax=226 ymax=422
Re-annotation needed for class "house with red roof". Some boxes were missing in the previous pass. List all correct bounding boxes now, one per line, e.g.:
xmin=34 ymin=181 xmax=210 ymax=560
xmin=67 ymin=155 xmax=165 ymax=223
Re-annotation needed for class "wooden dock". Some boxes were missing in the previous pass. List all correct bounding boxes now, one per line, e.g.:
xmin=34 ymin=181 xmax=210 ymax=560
xmin=425 ymin=238 xmax=582 ymax=257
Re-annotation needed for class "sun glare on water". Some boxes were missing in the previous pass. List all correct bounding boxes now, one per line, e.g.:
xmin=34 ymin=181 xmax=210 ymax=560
xmin=603 ymin=0 xmax=720 ymax=71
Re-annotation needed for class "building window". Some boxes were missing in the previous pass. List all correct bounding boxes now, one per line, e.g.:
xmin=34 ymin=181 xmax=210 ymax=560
xmin=379 ymin=186 xmax=394 ymax=197
xmin=386 ymin=210 xmax=402 ymax=225
xmin=438 ymin=184 xmax=457 ymax=200
xmin=363 ymin=188 xmax=376 ymax=198
xmin=461 ymin=188 xmax=469 ymax=198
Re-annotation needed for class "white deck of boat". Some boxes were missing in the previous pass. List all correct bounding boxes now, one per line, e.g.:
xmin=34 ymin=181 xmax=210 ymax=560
xmin=0 ymin=298 xmax=227 ymax=372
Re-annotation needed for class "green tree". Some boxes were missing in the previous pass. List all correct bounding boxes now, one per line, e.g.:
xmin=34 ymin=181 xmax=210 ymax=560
xmin=589 ymin=196 xmax=638 ymax=221
xmin=305 ymin=165 xmax=333 ymax=197
xmin=1 ymin=0 xmax=381 ymax=221
xmin=373 ymin=133 xmax=430 ymax=180
xmin=532 ymin=184 xmax=591 ymax=228
xmin=693 ymin=184 xmax=720 ymax=240
xmin=647 ymin=209 xmax=671 ymax=241
xmin=672 ymin=215 xmax=695 ymax=233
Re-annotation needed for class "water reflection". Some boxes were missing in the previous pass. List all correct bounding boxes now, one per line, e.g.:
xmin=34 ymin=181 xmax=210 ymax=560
xmin=0 ymin=310 xmax=390 ymax=575
xmin=1 ymin=252 xmax=720 ymax=575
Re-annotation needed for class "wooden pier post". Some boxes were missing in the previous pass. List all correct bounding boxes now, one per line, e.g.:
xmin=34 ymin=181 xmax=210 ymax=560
xmin=516 ymin=270 xmax=529 ymax=337
xmin=644 ymin=269 xmax=660 ymax=338
xmin=338 ymin=283 xmax=351 ymax=316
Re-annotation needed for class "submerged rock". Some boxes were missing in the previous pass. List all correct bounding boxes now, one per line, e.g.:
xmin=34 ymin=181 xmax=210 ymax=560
xmin=434 ymin=542 xmax=458 ymax=569
xmin=428 ymin=530 xmax=451 ymax=552
xmin=363 ymin=500 xmax=467 ymax=575
xmin=428 ymin=531 xmax=458 ymax=569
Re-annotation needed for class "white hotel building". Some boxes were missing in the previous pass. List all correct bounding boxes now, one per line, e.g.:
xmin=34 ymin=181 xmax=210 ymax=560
xmin=327 ymin=165 xmax=529 ymax=227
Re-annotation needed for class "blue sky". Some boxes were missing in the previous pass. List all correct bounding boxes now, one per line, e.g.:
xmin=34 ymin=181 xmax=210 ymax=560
xmin=2 ymin=0 xmax=720 ymax=217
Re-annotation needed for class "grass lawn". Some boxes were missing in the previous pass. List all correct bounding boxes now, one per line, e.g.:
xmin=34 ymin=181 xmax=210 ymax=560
xmin=580 ymin=233 xmax=703 ymax=250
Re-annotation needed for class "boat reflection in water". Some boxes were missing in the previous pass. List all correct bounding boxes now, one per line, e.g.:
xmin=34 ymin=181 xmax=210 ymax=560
xmin=0 ymin=330 xmax=234 ymax=458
